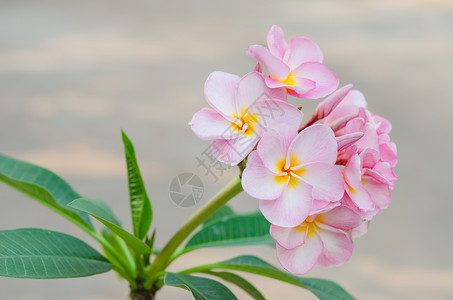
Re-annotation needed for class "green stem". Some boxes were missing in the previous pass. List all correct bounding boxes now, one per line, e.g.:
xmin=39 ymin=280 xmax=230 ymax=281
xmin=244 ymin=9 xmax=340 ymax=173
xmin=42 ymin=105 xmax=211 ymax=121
xmin=146 ymin=176 xmax=243 ymax=281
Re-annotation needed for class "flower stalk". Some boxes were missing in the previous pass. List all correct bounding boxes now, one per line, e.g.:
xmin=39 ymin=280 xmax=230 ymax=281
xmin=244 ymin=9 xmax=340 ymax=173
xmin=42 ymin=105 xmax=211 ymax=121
xmin=144 ymin=176 xmax=243 ymax=287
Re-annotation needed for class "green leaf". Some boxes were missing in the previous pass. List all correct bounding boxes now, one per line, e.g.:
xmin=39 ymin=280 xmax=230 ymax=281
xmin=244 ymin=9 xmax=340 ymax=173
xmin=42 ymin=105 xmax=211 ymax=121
xmin=164 ymin=273 xmax=238 ymax=300
xmin=0 ymin=228 xmax=111 ymax=279
xmin=202 ymin=205 xmax=236 ymax=227
xmin=184 ymin=212 xmax=274 ymax=252
xmin=0 ymin=153 xmax=92 ymax=229
xmin=203 ymin=271 xmax=265 ymax=300
xmin=122 ymin=130 xmax=152 ymax=240
xmin=68 ymin=198 xmax=151 ymax=254
xmin=185 ymin=255 xmax=355 ymax=300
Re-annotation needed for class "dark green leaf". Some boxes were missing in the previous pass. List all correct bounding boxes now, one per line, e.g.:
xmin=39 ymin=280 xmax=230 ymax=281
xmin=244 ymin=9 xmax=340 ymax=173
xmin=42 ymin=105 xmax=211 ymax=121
xmin=186 ymin=255 xmax=355 ymax=300
xmin=184 ymin=212 xmax=273 ymax=252
xmin=164 ymin=273 xmax=237 ymax=300
xmin=122 ymin=130 xmax=152 ymax=240
xmin=202 ymin=205 xmax=235 ymax=227
xmin=204 ymin=271 xmax=265 ymax=300
xmin=68 ymin=198 xmax=151 ymax=254
xmin=0 ymin=153 xmax=92 ymax=229
xmin=0 ymin=228 xmax=110 ymax=279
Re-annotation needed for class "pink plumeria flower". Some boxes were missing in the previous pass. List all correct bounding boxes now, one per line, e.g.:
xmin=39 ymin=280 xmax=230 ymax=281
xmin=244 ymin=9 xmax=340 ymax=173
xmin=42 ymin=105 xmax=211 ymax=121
xmin=313 ymin=84 xmax=354 ymax=122
xmin=247 ymin=25 xmax=339 ymax=99
xmin=342 ymin=148 xmax=397 ymax=219
xmin=342 ymin=108 xmax=398 ymax=167
xmin=190 ymin=71 xmax=303 ymax=165
xmin=323 ymin=89 xmax=367 ymax=134
xmin=270 ymin=205 xmax=362 ymax=275
xmin=242 ymin=124 xmax=344 ymax=227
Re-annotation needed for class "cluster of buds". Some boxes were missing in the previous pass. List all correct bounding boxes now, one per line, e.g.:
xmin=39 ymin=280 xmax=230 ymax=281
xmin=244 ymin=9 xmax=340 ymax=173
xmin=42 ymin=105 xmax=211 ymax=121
xmin=190 ymin=26 xmax=397 ymax=275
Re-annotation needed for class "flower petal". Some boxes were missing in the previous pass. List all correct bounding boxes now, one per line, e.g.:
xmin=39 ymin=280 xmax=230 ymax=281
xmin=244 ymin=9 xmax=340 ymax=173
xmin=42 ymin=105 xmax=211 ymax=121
xmin=285 ymin=37 xmax=323 ymax=69
xmin=317 ymin=205 xmax=362 ymax=231
xmin=204 ymin=71 xmax=240 ymax=118
xmin=266 ymin=25 xmax=288 ymax=59
xmin=256 ymin=124 xmax=298 ymax=174
xmin=362 ymin=177 xmax=391 ymax=210
xmin=242 ymin=151 xmax=287 ymax=200
xmin=297 ymin=162 xmax=344 ymax=202
xmin=276 ymin=233 xmax=323 ymax=275
xmin=289 ymin=124 xmax=338 ymax=165
xmin=236 ymin=72 xmax=270 ymax=112
xmin=336 ymin=132 xmax=364 ymax=152
xmin=343 ymin=154 xmax=362 ymax=190
xmin=259 ymin=180 xmax=313 ymax=227
xmin=316 ymin=228 xmax=353 ymax=268
xmin=270 ymin=224 xmax=307 ymax=250
xmin=291 ymin=62 xmax=339 ymax=99
xmin=284 ymin=77 xmax=317 ymax=97
xmin=189 ymin=108 xmax=240 ymax=140
xmin=211 ymin=134 xmax=259 ymax=166
xmin=246 ymin=45 xmax=290 ymax=81
xmin=314 ymin=84 xmax=354 ymax=120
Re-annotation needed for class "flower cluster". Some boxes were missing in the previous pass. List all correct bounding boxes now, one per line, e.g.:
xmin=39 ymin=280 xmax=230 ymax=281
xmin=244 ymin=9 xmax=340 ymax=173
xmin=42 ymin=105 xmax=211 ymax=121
xmin=190 ymin=26 xmax=397 ymax=275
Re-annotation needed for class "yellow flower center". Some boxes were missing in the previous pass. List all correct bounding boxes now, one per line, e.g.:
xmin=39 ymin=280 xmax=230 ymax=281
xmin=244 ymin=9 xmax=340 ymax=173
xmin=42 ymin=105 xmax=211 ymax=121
xmin=295 ymin=215 xmax=319 ymax=239
xmin=231 ymin=111 xmax=260 ymax=137
xmin=272 ymin=72 xmax=297 ymax=86
xmin=274 ymin=155 xmax=305 ymax=188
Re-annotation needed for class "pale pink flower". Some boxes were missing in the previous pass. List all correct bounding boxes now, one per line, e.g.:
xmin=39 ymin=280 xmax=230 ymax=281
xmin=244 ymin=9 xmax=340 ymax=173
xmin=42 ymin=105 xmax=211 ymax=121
xmin=190 ymin=71 xmax=302 ymax=165
xmin=312 ymin=84 xmax=354 ymax=122
xmin=242 ymin=124 xmax=344 ymax=227
xmin=246 ymin=25 xmax=339 ymax=99
xmin=323 ymin=89 xmax=367 ymax=134
xmin=270 ymin=205 xmax=362 ymax=275
xmin=342 ymin=148 xmax=397 ymax=219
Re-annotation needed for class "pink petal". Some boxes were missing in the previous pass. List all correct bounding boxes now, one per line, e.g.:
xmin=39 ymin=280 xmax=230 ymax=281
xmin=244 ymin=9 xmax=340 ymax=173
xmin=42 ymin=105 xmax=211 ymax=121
xmin=289 ymin=124 xmax=338 ymax=165
xmin=259 ymin=180 xmax=313 ymax=227
xmin=235 ymin=72 xmax=270 ymax=112
xmin=270 ymin=224 xmax=307 ymax=250
xmin=347 ymin=185 xmax=374 ymax=211
xmin=284 ymin=77 xmax=317 ymax=97
xmin=360 ymin=148 xmax=380 ymax=169
xmin=316 ymin=228 xmax=353 ymax=268
xmin=276 ymin=233 xmax=323 ymax=275
xmin=204 ymin=71 xmax=240 ymax=118
xmin=317 ymin=205 xmax=362 ymax=230
xmin=362 ymin=177 xmax=391 ymax=210
xmin=189 ymin=108 xmax=240 ymax=140
xmin=256 ymin=125 xmax=298 ymax=174
xmin=343 ymin=89 xmax=367 ymax=108
xmin=336 ymin=132 xmax=364 ymax=152
xmin=284 ymin=37 xmax=323 ymax=69
xmin=323 ymin=105 xmax=360 ymax=132
xmin=248 ymin=99 xmax=303 ymax=135
xmin=343 ymin=154 xmax=362 ymax=190
xmin=246 ymin=45 xmax=290 ymax=81
xmin=291 ymin=62 xmax=339 ymax=99
xmin=266 ymin=25 xmax=288 ymax=59
xmin=314 ymin=84 xmax=353 ymax=120
xmin=296 ymin=162 xmax=344 ymax=202
xmin=348 ymin=121 xmax=379 ymax=152
xmin=351 ymin=221 xmax=369 ymax=239
xmin=310 ymin=199 xmax=341 ymax=215
xmin=211 ymin=134 xmax=258 ymax=166
xmin=242 ymin=151 xmax=287 ymax=200
xmin=253 ymin=62 xmax=262 ymax=73
xmin=379 ymin=142 xmax=398 ymax=168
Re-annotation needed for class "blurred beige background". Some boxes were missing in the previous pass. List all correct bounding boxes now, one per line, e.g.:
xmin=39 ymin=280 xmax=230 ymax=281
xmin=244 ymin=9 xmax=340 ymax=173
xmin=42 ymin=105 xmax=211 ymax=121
xmin=1 ymin=0 xmax=452 ymax=299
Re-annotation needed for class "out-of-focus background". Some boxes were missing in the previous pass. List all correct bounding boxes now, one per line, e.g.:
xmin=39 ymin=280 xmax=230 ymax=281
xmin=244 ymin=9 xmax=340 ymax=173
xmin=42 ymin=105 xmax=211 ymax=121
xmin=1 ymin=0 xmax=452 ymax=299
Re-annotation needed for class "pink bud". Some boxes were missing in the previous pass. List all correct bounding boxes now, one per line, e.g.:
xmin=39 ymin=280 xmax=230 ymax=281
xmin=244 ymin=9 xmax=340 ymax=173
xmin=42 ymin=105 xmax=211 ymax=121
xmin=314 ymin=84 xmax=353 ymax=120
